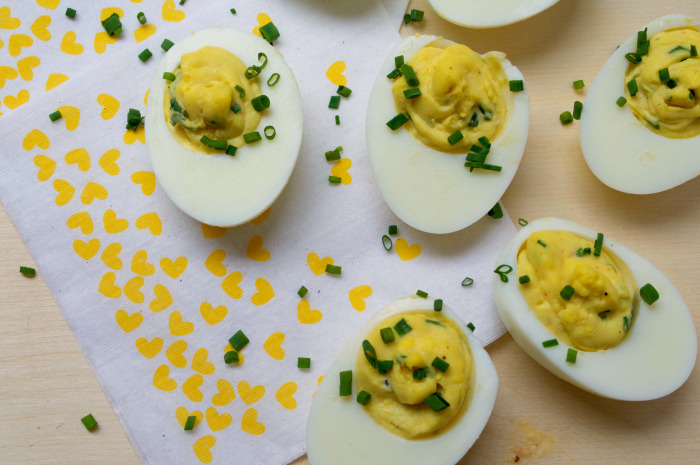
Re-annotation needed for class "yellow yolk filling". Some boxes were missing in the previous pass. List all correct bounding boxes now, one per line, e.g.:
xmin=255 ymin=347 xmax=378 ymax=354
xmin=392 ymin=43 xmax=509 ymax=153
xmin=164 ymin=46 xmax=261 ymax=152
xmin=517 ymin=231 xmax=637 ymax=352
xmin=625 ymin=27 xmax=700 ymax=138
xmin=355 ymin=311 xmax=472 ymax=439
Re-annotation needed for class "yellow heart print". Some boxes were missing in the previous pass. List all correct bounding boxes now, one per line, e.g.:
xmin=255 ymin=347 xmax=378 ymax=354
xmin=64 ymin=148 xmax=90 ymax=171
xmin=115 ymin=309 xmax=142 ymax=333
xmin=98 ymin=149 xmax=120 ymax=175
xmin=263 ymin=332 xmax=285 ymax=360
xmin=67 ymin=211 xmax=93 ymax=235
xmin=4 ymin=89 xmax=29 ymax=109
xmin=45 ymin=73 xmax=68 ymax=91
xmin=131 ymin=171 xmax=155 ymax=195
xmin=60 ymin=31 xmax=83 ymax=55
xmin=23 ymin=129 xmax=49 ymax=150
xmin=136 ymin=337 xmax=163 ymax=359
xmin=191 ymin=348 xmax=215 ymax=375
xmin=182 ymin=374 xmax=204 ymax=402
xmin=211 ymin=379 xmax=235 ymax=407
xmin=175 ymin=406 xmax=202 ymax=429
xmin=161 ymin=256 xmax=187 ymax=278
xmin=237 ymin=381 xmax=265 ymax=405
xmin=165 ymin=340 xmax=187 ymax=368
xmin=201 ymin=223 xmax=227 ymax=238
xmin=246 ymin=235 xmax=271 ymax=262
xmin=205 ymin=407 xmax=232 ymax=432
xmin=251 ymin=278 xmax=275 ymax=306
xmin=200 ymin=302 xmax=227 ymax=326
xmin=169 ymin=311 xmax=194 ymax=336
xmin=153 ymin=364 xmax=177 ymax=391
xmin=124 ymin=276 xmax=145 ymax=304
xmin=307 ymin=253 xmax=333 ymax=276
xmin=192 ymin=435 xmax=216 ymax=464
xmin=103 ymin=209 xmax=128 ymax=233
xmin=297 ymin=300 xmax=322 ymax=324
xmin=30 ymin=15 xmax=51 ymax=41
xmin=17 ymin=56 xmax=40 ymax=81
xmin=150 ymin=284 xmax=173 ymax=312
xmin=98 ymin=271 xmax=121 ymax=298
xmin=204 ymin=249 xmax=227 ymax=277
xmin=131 ymin=250 xmax=155 ymax=276
xmin=275 ymin=382 xmax=298 ymax=410
xmin=52 ymin=179 xmax=74 ymax=206
xmin=73 ymin=238 xmax=100 ymax=261
xmin=395 ymin=238 xmax=422 ymax=261
xmin=349 ymin=285 xmax=372 ymax=311
xmin=240 ymin=408 xmax=265 ymax=436
xmin=221 ymin=271 xmax=243 ymax=299
xmin=97 ymin=93 xmax=120 ymax=120
xmin=326 ymin=61 xmax=348 ymax=86
xmin=101 ymin=242 xmax=122 ymax=270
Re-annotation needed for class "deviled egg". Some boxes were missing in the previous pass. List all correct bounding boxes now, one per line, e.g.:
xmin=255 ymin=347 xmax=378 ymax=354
xmin=494 ymin=217 xmax=696 ymax=400
xmin=366 ymin=35 xmax=529 ymax=234
xmin=427 ymin=0 xmax=560 ymax=29
xmin=580 ymin=15 xmax=700 ymax=194
xmin=306 ymin=296 xmax=498 ymax=465
xmin=145 ymin=28 xmax=303 ymax=226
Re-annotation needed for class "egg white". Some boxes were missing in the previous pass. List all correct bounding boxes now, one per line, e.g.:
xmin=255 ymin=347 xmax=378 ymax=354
xmin=145 ymin=28 xmax=303 ymax=227
xmin=306 ymin=295 xmax=498 ymax=465
xmin=580 ymin=15 xmax=700 ymax=195
xmin=427 ymin=0 xmax=560 ymax=28
xmin=366 ymin=35 xmax=529 ymax=234
xmin=493 ymin=217 xmax=697 ymax=401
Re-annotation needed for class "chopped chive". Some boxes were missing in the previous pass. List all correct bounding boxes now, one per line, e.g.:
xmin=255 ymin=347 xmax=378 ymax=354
xmin=230 ymin=8 xmax=236 ymax=14
xmin=637 ymin=40 xmax=650 ymax=56
xmin=560 ymin=111 xmax=573 ymax=125
xmin=468 ymin=112 xmax=479 ymax=127
xmin=447 ymin=130 xmax=463 ymax=145
xmin=81 ymin=413 xmax=97 ymax=430
xmin=518 ymin=218 xmax=528 ymax=226
xmin=640 ymin=283 xmax=659 ymax=305
xmin=264 ymin=125 xmax=276 ymax=140
xmin=65 ymin=8 xmax=76 ymax=18
xmin=393 ymin=318 xmax=412 ymax=337
xmin=566 ymin=348 xmax=578 ymax=364
xmin=627 ymin=79 xmax=638 ymax=97
xmin=488 ymin=202 xmax=504 ymax=219
xmin=267 ymin=73 xmax=280 ymax=87
xmin=542 ymin=339 xmax=558 ymax=348
xmin=400 ymin=64 xmax=419 ymax=87
xmin=49 ymin=111 xmax=62 ymax=122
xmin=229 ymin=330 xmax=249 ymax=351
xmin=339 ymin=370 xmax=352 ymax=385
xmin=616 ymin=96 xmax=627 ymax=107
xmin=184 ymin=415 xmax=196 ymax=431
xmin=412 ymin=368 xmax=425 ymax=380
xmin=251 ymin=95 xmax=270 ymax=111
xmin=461 ymin=277 xmax=473 ymax=287
xmin=416 ymin=290 xmax=428 ymax=298
xmin=537 ymin=239 xmax=547 ymax=247
xmin=432 ymin=357 xmax=449 ymax=372
xmin=339 ymin=382 xmax=352 ymax=397
xmin=481 ymin=163 xmax=502 ymax=172
xmin=467 ymin=322 xmax=475 ymax=332
xmin=244 ymin=132 xmax=262 ymax=144
xmin=101 ymin=12 xmax=122 ymax=36
xmin=163 ymin=72 xmax=176 ymax=81
xmin=137 ymin=12 xmax=146 ymax=24
xmin=560 ymin=285 xmax=575 ymax=301
xmin=466 ymin=152 xmax=487 ymax=164
xmin=573 ymin=80 xmax=585 ymax=89
xmin=509 ymin=80 xmax=524 ymax=92
xmin=625 ymin=53 xmax=642 ymax=64
xmin=410 ymin=9 xmax=424 ymax=22
xmin=381 ymin=234 xmax=392 ymax=251
xmin=668 ymin=45 xmax=689 ymax=54
xmin=494 ymin=264 xmax=513 ymax=283
xmin=598 ymin=310 xmax=611 ymax=319
xmin=388 ymin=225 xmax=398 ymax=235
xmin=260 ymin=22 xmax=280 ymax=43
xmin=434 ymin=299 xmax=443 ymax=312
xmin=19 ymin=266 xmax=36 ymax=276
xmin=377 ymin=360 xmax=393 ymax=374
xmin=380 ymin=327 xmax=395 ymax=344
xmin=138 ymin=49 xmax=152 ymax=62
xmin=235 ymin=85 xmax=245 ymax=99
xmin=180 ymin=0 xmax=186 ymax=4
xmin=593 ymin=232 xmax=603 ymax=256
xmin=325 ymin=148 xmax=341 ymax=161
xmin=691 ymin=45 xmax=698 ymax=57
xmin=478 ymin=136 xmax=491 ymax=148
xmin=328 ymin=175 xmax=342 ymax=184
xmin=161 ymin=39 xmax=174 ymax=51
xmin=387 ymin=68 xmax=402 ymax=79
xmin=666 ymin=79 xmax=677 ymax=89
xmin=394 ymin=55 xmax=404 ymax=68
xmin=403 ymin=13 xmax=411 ymax=25
xmin=231 ymin=103 xmax=241 ymax=114
xmin=403 ymin=87 xmax=422 ymax=99
xmin=356 ymin=391 xmax=371 ymax=405
xmin=200 ymin=135 xmax=227 ymax=150
xmin=325 ymin=264 xmax=341 ymax=274
xmin=623 ymin=316 xmax=631 ymax=333
xmin=362 ymin=340 xmax=377 ymax=369
xmin=335 ymin=115 xmax=340 ymax=125
xmin=478 ymin=104 xmax=493 ymax=120
xmin=424 ymin=393 xmax=450 ymax=411
xmin=573 ymin=101 xmax=583 ymax=120
xmin=224 ymin=350 xmax=239 ymax=364
xmin=297 ymin=286 xmax=308 ymax=298
xmin=225 ymin=145 xmax=237 ymax=156
xmin=126 ymin=108 xmax=143 ymax=130
xmin=298 ymin=357 xmax=311 ymax=369
xmin=337 ymin=86 xmax=352 ymax=98
xmin=637 ymin=28 xmax=647 ymax=45
xmin=386 ymin=113 xmax=409 ymax=130
xmin=328 ymin=95 xmax=341 ymax=109
xmin=519 ymin=275 xmax=530 ymax=284
xmin=658 ymin=67 xmax=670 ymax=82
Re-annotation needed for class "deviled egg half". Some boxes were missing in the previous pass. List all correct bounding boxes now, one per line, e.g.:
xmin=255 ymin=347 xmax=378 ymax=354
xmin=306 ymin=296 xmax=498 ymax=465
xmin=366 ymin=35 xmax=529 ymax=234
xmin=494 ymin=217 xmax=696 ymax=401
xmin=427 ymin=0 xmax=560 ymax=28
xmin=581 ymin=15 xmax=700 ymax=194
xmin=145 ymin=28 xmax=303 ymax=226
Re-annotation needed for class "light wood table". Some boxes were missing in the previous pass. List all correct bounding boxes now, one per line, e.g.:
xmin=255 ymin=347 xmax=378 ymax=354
xmin=1 ymin=1 xmax=698 ymax=464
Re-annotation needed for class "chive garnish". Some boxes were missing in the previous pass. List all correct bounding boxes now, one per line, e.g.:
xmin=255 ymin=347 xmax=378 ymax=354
xmin=416 ymin=290 xmax=428 ymax=298
xmin=328 ymin=175 xmax=342 ymax=184
xmin=424 ymin=393 xmax=450 ymax=412
xmin=335 ymin=115 xmax=340 ymax=125
xmin=403 ymin=13 xmax=411 ymax=25
xmin=637 ymin=40 xmax=650 ymax=56
xmin=468 ymin=112 xmax=479 ymax=127
xmin=229 ymin=330 xmax=249 ymax=351
xmin=573 ymin=80 xmax=585 ymax=89
xmin=234 ymin=85 xmax=245 ymax=99
xmin=244 ymin=132 xmax=262 ymax=144
xmin=461 ymin=277 xmax=473 ymax=287
xmin=509 ymin=80 xmax=524 ymax=92
xmin=616 ymin=96 xmax=627 ymax=107
xmin=426 ymin=319 xmax=445 ymax=327
xmin=386 ymin=113 xmax=409 ymax=130
xmin=184 ymin=415 xmax=196 ymax=431
xmin=49 ymin=111 xmax=62 ymax=122
xmin=432 ymin=357 xmax=449 ymax=372
xmin=494 ymin=264 xmax=513 ymax=283
xmin=230 ymin=8 xmax=236 ymax=14
xmin=328 ymin=95 xmax=341 ymax=109
xmin=298 ymin=357 xmax=311 ymax=369
xmin=625 ymin=53 xmax=642 ymax=64
xmin=339 ymin=370 xmax=352 ymax=385
xmin=560 ymin=111 xmax=573 ymax=125
xmin=518 ymin=218 xmax=528 ymax=226
xmin=377 ymin=360 xmax=393 ymax=374
xmin=627 ymin=79 xmax=638 ymax=97
xmin=337 ymin=86 xmax=352 ymax=98
xmin=387 ymin=68 xmax=402 ymax=79
xmin=380 ymin=327 xmax=395 ymax=344
xmin=466 ymin=153 xmax=486 ymax=164
xmin=126 ymin=108 xmax=143 ymax=131
xmin=566 ymin=348 xmax=578 ymax=364
xmin=434 ymin=299 xmax=443 ymax=312
xmin=573 ymin=101 xmax=583 ymax=120
xmin=101 ymin=12 xmax=122 ymax=36
xmin=593 ymin=232 xmax=603 ymax=256
xmin=481 ymin=163 xmax=502 ymax=172
xmin=381 ymin=234 xmax=392 ymax=251
xmin=81 ymin=414 xmax=97 ymax=431
xmin=488 ymin=202 xmax=503 ymax=219
xmin=537 ymin=239 xmax=547 ymax=247
xmin=542 ymin=339 xmax=558 ymax=348
xmin=403 ymin=87 xmax=422 ymax=99
xmin=200 ymin=135 xmax=227 ymax=150
xmin=20 ymin=266 xmax=36 ymax=276
xmin=658 ymin=67 xmax=670 ymax=82
xmin=478 ymin=136 xmax=491 ymax=148
xmin=161 ymin=39 xmax=174 ymax=51
xmin=410 ymin=9 xmax=424 ymax=21
xmin=519 ymin=275 xmax=530 ymax=284
xmin=264 ymin=126 xmax=276 ymax=140
xmin=623 ymin=316 xmax=631 ymax=333
xmin=297 ymin=286 xmax=308 ymax=298
xmin=598 ymin=310 xmax=611 ymax=319
xmin=325 ymin=146 xmax=342 ymax=161
xmin=395 ymin=56 xmax=404 ymax=68
xmin=637 ymin=28 xmax=647 ymax=45
xmin=400 ymin=64 xmax=419 ymax=87
xmin=65 ymin=8 xmax=76 ymax=18
xmin=666 ymin=79 xmax=677 ymax=89
xmin=467 ymin=322 xmax=475 ymax=332
xmin=362 ymin=340 xmax=377 ymax=369
xmin=224 ymin=350 xmax=239 ymax=364
xmin=339 ymin=382 xmax=352 ymax=397
xmin=231 ymin=103 xmax=241 ymax=114
xmin=668 ymin=45 xmax=689 ymax=54
xmin=163 ymin=72 xmax=176 ymax=81
xmin=447 ymin=130 xmax=463 ymax=145
xmin=259 ymin=22 xmax=280 ymax=43
xmin=388 ymin=225 xmax=398 ymax=235
xmin=137 ymin=12 xmax=146 ymax=24
xmin=560 ymin=285 xmax=575 ymax=301
xmin=244 ymin=53 xmax=269 ymax=79
xmin=267 ymin=73 xmax=280 ymax=86
xmin=394 ymin=318 xmax=412 ymax=337
xmin=325 ymin=264 xmax=341 ymax=274
xmin=225 ymin=145 xmax=237 ymax=156
xmin=691 ymin=45 xmax=698 ymax=57
xmin=357 ymin=391 xmax=371 ymax=405
xmin=138 ymin=49 xmax=152 ymax=62
xmin=412 ymin=368 xmax=425 ymax=380
xmin=251 ymin=95 xmax=270 ymax=111
xmin=640 ymin=283 xmax=659 ymax=305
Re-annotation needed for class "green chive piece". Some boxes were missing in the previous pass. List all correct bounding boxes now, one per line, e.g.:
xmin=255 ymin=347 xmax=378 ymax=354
xmin=424 ymin=393 xmax=450 ymax=412
xmin=466 ymin=153 xmax=486 ymax=164
xmin=478 ymin=136 xmax=491 ymax=148
xmin=566 ymin=348 xmax=578 ymax=364
xmin=394 ymin=55 xmax=404 ymax=68
xmin=298 ymin=357 xmax=311 ymax=369
xmin=339 ymin=370 xmax=352 ymax=385
xmin=623 ymin=316 xmax=631 ymax=333
xmin=542 ymin=339 xmax=558 ymax=348
xmin=161 ymin=39 xmax=174 ymax=51
xmin=388 ymin=225 xmax=398 ymax=235
xmin=163 ymin=72 xmax=176 ymax=81
xmin=386 ymin=113 xmax=409 ymax=130
xmin=598 ymin=310 xmax=611 ymax=319
xmin=509 ymin=80 xmax=524 ymax=92
xmin=573 ymin=101 xmax=583 ymax=120
xmin=625 ymin=53 xmax=642 ymax=64
xmin=518 ymin=218 xmax=528 ymax=226
xmin=467 ymin=322 xmax=475 ymax=332
xmin=447 ymin=130 xmax=463 ymax=145
xmin=329 ymin=95 xmax=341 ymax=109
xmin=377 ymin=360 xmax=393 ymax=374
xmin=183 ymin=415 xmax=196 ymax=431
xmin=267 ymin=73 xmax=280 ymax=87
xmin=297 ymin=286 xmax=308 ymax=298
xmin=264 ymin=125 xmax=276 ymax=140
xmin=412 ymin=368 xmax=425 ymax=380
xmin=230 ymin=8 xmax=236 ymax=14
xmin=49 ymin=111 xmax=62 ymax=122
xmin=432 ymin=357 xmax=449 ymax=372
xmin=481 ymin=163 xmax=503 ymax=172
xmin=357 ymin=391 xmax=371 ymax=405
xmin=20 ymin=266 xmax=36 ymax=276
xmin=101 ymin=12 xmax=122 ymax=36
xmin=138 ymin=49 xmax=152 ymax=62
xmin=410 ymin=9 xmax=424 ymax=21
xmin=126 ymin=108 xmax=143 ymax=130
xmin=380 ymin=327 xmax=395 ymax=344
xmin=394 ymin=318 xmax=412 ymax=337
xmin=224 ymin=350 xmax=239 ymax=364
xmin=666 ymin=79 xmax=677 ymax=89
xmin=519 ymin=275 xmax=530 ymax=284
xmin=462 ymin=277 xmax=474 ymax=287
xmin=403 ymin=87 xmax=422 ymax=99
xmin=381 ymin=234 xmax=392 ymax=251
xmin=616 ymin=96 xmax=627 ymax=107
xmin=627 ymin=79 xmax=639 ymax=97
xmin=335 ymin=115 xmax=340 ymax=125
xmin=337 ymin=86 xmax=352 ymax=98
xmin=637 ymin=28 xmax=647 ymax=45
xmin=537 ymin=239 xmax=547 ymax=247
xmin=81 ymin=414 xmax=97 ymax=430
xmin=387 ymin=68 xmax=402 ymax=79
xmin=260 ymin=22 xmax=280 ymax=42
xmin=235 ymin=85 xmax=245 ymax=98
xmin=637 ymin=40 xmax=650 ymax=56
xmin=229 ymin=330 xmax=249 ymax=351
xmin=339 ymin=383 xmax=352 ymax=396
xmin=468 ymin=112 xmax=479 ymax=127
xmin=640 ymin=283 xmax=659 ymax=305
xmin=251 ymin=95 xmax=270 ymax=111
xmin=403 ymin=13 xmax=411 ymax=25
xmin=244 ymin=132 xmax=262 ymax=144
xmin=137 ymin=12 xmax=146 ymax=24
xmin=400 ymin=64 xmax=419 ymax=87
xmin=691 ymin=45 xmax=698 ymax=57
xmin=488 ymin=203 xmax=504 ymax=219
xmin=560 ymin=285 xmax=575 ymax=301
xmin=325 ymin=148 xmax=342 ymax=161
xmin=362 ymin=340 xmax=377 ymax=369
xmin=231 ymin=103 xmax=241 ymax=114
xmin=658 ymin=67 xmax=670 ymax=82
xmin=494 ymin=264 xmax=513 ymax=283
xmin=593 ymin=232 xmax=603 ymax=256
xmin=560 ymin=111 xmax=573 ymax=125
xmin=325 ymin=264 xmax=341 ymax=274
xmin=434 ymin=299 xmax=443 ymax=312
xmin=65 ymin=8 xmax=76 ymax=18
xmin=416 ymin=290 xmax=428 ymax=298
xmin=573 ymin=80 xmax=585 ymax=89
xmin=225 ymin=145 xmax=237 ymax=156
xmin=200 ymin=135 xmax=227 ymax=150
xmin=328 ymin=175 xmax=342 ymax=184
xmin=425 ymin=319 xmax=446 ymax=327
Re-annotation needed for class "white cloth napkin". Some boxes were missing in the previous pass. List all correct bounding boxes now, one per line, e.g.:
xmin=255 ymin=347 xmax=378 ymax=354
xmin=0 ymin=1 xmax=514 ymax=464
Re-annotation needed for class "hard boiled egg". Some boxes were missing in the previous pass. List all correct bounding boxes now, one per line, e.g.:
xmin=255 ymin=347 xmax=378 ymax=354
xmin=145 ymin=28 xmax=303 ymax=227
xmin=306 ymin=295 xmax=498 ymax=465
xmin=366 ymin=35 xmax=529 ymax=234
xmin=494 ymin=217 xmax=696 ymax=400
xmin=580 ymin=15 xmax=700 ymax=194
xmin=426 ymin=0 xmax=560 ymax=28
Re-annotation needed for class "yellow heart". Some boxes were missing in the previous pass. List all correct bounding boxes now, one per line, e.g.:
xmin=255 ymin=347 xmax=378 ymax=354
xmin=275 ymin=382 xmax=297 ymax=410
xmin=297 ymin=300 xmax=322 ymax=324
xmin=97 ymin=93 xmax=120 ymax=120
xmin=201 ymin=223 xmax=226 ymax=238
xmin=4 ymin=89 xmax=29 ymax=109
xmin=99 ymin=148 xmax=120 ymax=175
xmin=124 ymin=276 xmax=145 ymax=304
xmin=251 ymin=278 xmax=274 ymax=306
xmin=252 ymin=13 xmax=273 ymax=37
xmin=115 ymin=309 xmax=142 ymax=333
xmin=67 ymin=211 xmax=93 ymax=235
xmin=93 ymin=31 xmax=117 ymax=54
xmin=395 ymin=238 xmax=422 ymax=261
xmin=331 ymin=158 xmax=352 ymax=184
xmin=57 ymin=105 xmax=79 ymax=130
xmin=241 ymin=408 xmax=265 ymax=435
xmin=17 ymin=56 xmax=40 ymax=81
xmin=131 ymin=171 xmax=155 ymax=195
xmin=161 ymin=0 xmax=185 ymax=22
xmin=349 ymin=285 xmax=372 ymax=312
xmin=0 ymin=6 xmax=20 ymax=30
xmin=60 ymin=31 xmax=83 ymax=55
xmin=45 ymin=73 xmax=68 ymax=91
xmin=52 ymin=179 xmax=74 ymax=206
xmin=131 ymin=250 xmax=155 ymax=276
xmin=101 ymin=242 xmax=123 ymax=270
xmin=161 ymin=256 xmax=187 ymax=278
xmin=211 ymin=379 xmax=235 ymax=407
xmin=204 ymin=249 xmax=226 ymax=277
xmin=205 ymin=407 xmax=231 ymax=432
xmin=182 ymin=374 xmax=204 ymax=402
xmin=250 ymin=207 xmax=270 ymax=226
xmin=200 ymin=302 xmax=227 ymax=326
xmin=246 ymin=235 xmax=270 ymax=262
xmin=100 ymin=7 xmax=124 ymax=21
xmin=153 ymin=364 xmax=177 ymax=391
xmin=134 ymin=23 xmax=156 ymax=43
xmin=150 ymin=284 xmax=173 ymax=312
xmin=73 ymin=238 xmax=100 ymax=261
xmin=136 ymin=212 xmax=162 ymax=236
xmin=192 ymin=435 xmax=216 ymax=464
xmin=165 ymin=340 xmax=187 ymax=368
xmin=223 ymin=343 xmax=245 ymax=365
xmin=0 ymin=65 xmax=18 ymax=88
xmin=326 ymin=60 xmax=347 ymax=86
xmin=263 ymin=332 xmax=285 ymax=360
xmin=144 ymin=89 xmax=149 ymax=105
xmin=314 ymin=375 xmax=324 ymax=399
xmin=9 ymin=33 xmax=32 ymax=57
xmin=103 ymin=209 xmax=129 ymax=233
xmin=192 ymin=348 xmax=215 ymax=375
xmin=307 ymin=253 xmax=333 ymax=276
xmin=30 ymin=15 xmax=51 ymax=41
xmin=36 ymin=0 xmax=60 ymax=9
xmin=175 ymin=406 xmax=202 ymax=429
xmin=169 ymin=311 xmax=194 ymax=336
xmin=221 ymin=272 xmax=243 ymax=299
xmin=124 ymin=125 xmax=145 ymax=144
xmin=33 ymin=155 xmax=55 ymax=181
xmin=238 ymin=381 xmax=265 ymax=405
xmin=80 ymin=181 xmax=108 ymax=205
xmin=137 ymin=337 xmax=164 ymax=359
xmin=22 ymin=128 xmax=49 ymax=150
xmin=65 ymin=148 xmax=90 ymax=171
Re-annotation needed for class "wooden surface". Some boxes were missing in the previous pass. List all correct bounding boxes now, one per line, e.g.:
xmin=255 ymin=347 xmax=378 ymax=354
xmin=1 ymin=0 xmax=699 ymax=464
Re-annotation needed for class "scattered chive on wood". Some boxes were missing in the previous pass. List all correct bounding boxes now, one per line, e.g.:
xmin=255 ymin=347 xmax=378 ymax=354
xmin=518 ymin=218 xmax=528 ymax=226
xmin=560 ymin=285 xmax=575 ymax=301
xmin=380 ymin=327 xmax=395 ymax=344
xmin=81 ymin=414 xmax=97 ymax=431
xmin=19 ymin=266 xmax=36 ymax=276
xmin=488 ymin=202 xmax=503 ymax=219
xmin=49 ymin=111 xmax=62 ymax=122
xmin=386 ymin=113 xmax=409 ymax=130
xmin=297 ymin=286 xmax=308 ymax=298
xmin=573 ymin=79 xmax=585 ymax=89
xmin=138 ymin=49 xmax=152 ymax=62
xmin=137 ymin=12 xmax=146 ymax=24
xmin=337 ymin=86 xmax=352 ymax=98
xmin=298 ymin=357 xmax=311 ymax=369
xmin=467 ymin=322 xmax=475 ymax=332
xmin=161 ymin=39 xmax=174 ymax=51
xmin=461 ymin=277 xmax=473 ymax=287
xmin=328 ymin=175 xmax=342 ymax=184
xmin=542 ymin=339 xmax=558 ymax=348
xmin=509 ymin=80 xmax=524 ymax=92
xmin=388 ymin=225 xmax=398 ymax=235
xmin=416 ymin=290 xmax=428 ymax=298
xmin=573 ymin=101 xmax=583 ymax=120
xmin=325 ymin=264 xmax=341 ymax=274
xmin=639 ymin=283 xmax=659 ymax=305
xmin=519 ymin=275 xmax=530 ymax=284
xmin=224 ymin=350 xmax=239 ymax=364
xmin=616 ymin=96 xmax=627 ymax=107
xmin=434 ymin=299 xmax=443 ymax=312
xmin=566 ymin=348 xmax=578 ymax=364
xmin=381 ymin=234 xmax=392 ymax=251
xmin=357 ymin=391 xmax=371 ymax=405
xmin=244 ymin=131 xmax=262 ymax=144
xmin=65 ymin=8 xmax=76 ymax=18
xmin=264 ymin=125 xmax=276 ymax=140
xmin=560 ymin=111 xmax=573 ymax=125
xmin=229 ymin=330 xmax=249 ymax=351
xmin=328 ymin=95 xmax=341 ymax=109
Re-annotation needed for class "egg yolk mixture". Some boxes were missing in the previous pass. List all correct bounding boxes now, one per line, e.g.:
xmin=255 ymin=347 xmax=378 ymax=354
xmin=164 ymin=46 xmax=261 ymax=152
xmin=355 ymin=311 xmax=472 ymax=439
xmin=517 ymin=231 xmax=637 ymax=352
xmin=625 ymin=27 xmax=700 ymax=138
xmin=392 ymin=44 xmax=509 ymax=153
